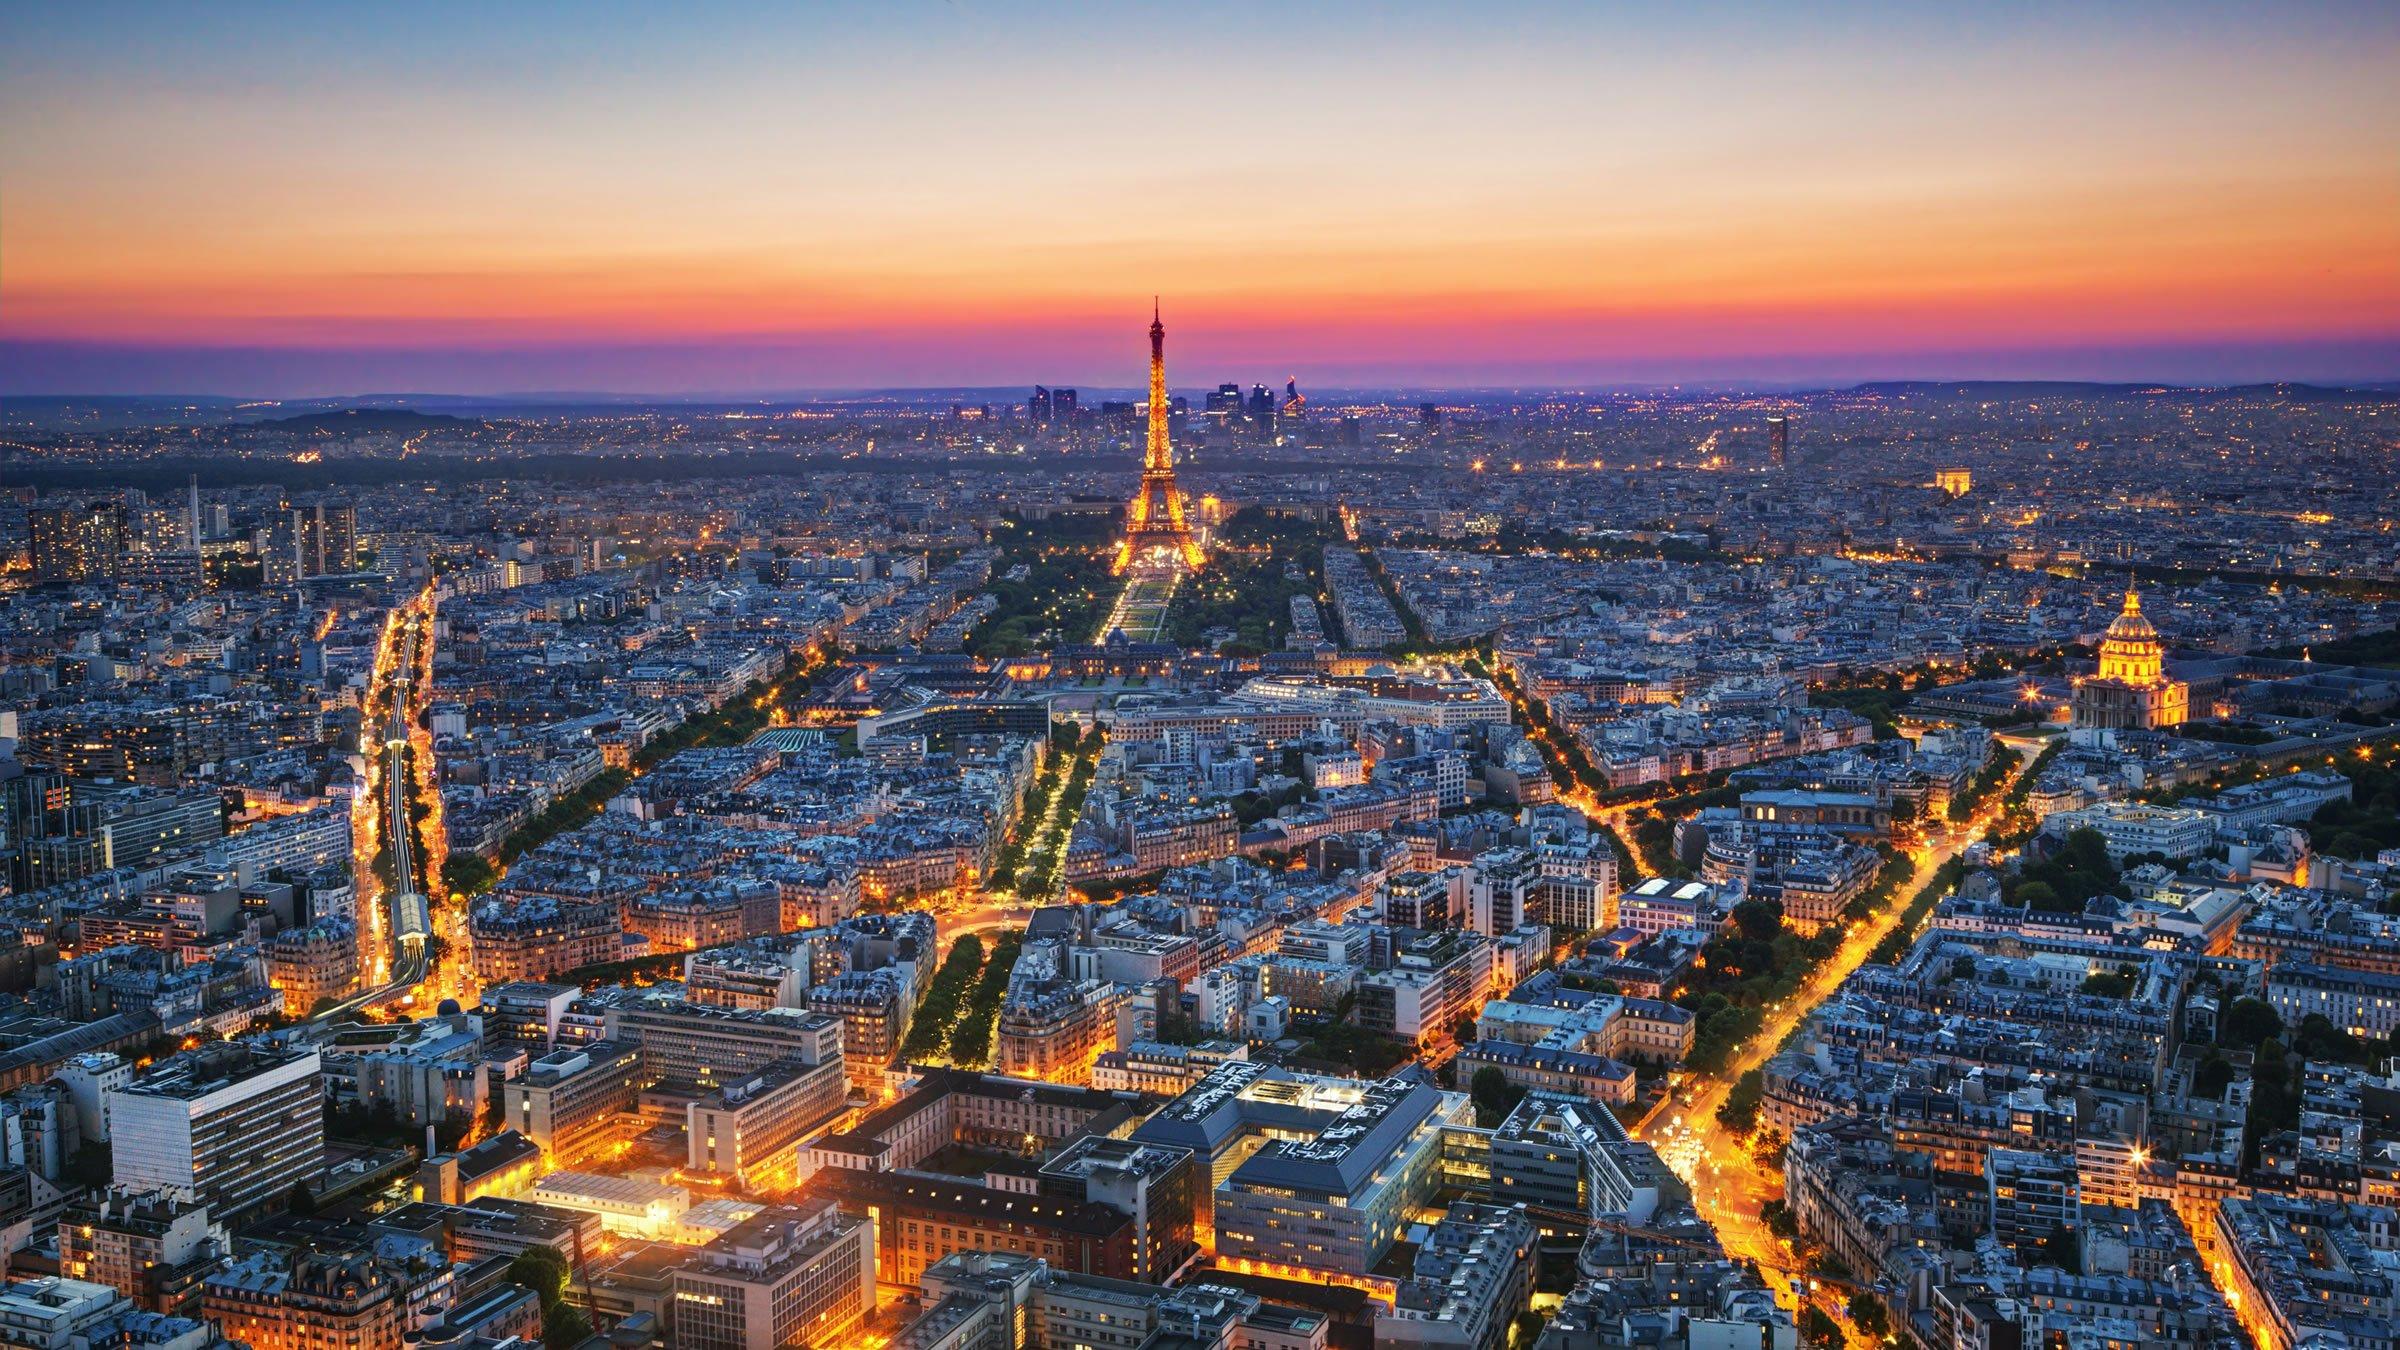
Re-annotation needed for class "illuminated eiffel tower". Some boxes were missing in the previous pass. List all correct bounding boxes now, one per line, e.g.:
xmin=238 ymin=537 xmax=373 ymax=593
xmin=1113 ymin=300 xmax=1206 ymax=574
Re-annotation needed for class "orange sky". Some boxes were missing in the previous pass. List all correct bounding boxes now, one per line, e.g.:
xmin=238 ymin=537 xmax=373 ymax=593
xmin=3 ymin=3 xmax=2396 ymax=391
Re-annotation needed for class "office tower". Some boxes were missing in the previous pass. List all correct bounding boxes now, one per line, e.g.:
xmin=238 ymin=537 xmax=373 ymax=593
xmin=1987 ymin=1147 xmax=2079 ymax=1259
xmin=130 ymin=507 xmax=187 ymax=554
xmin=1767 ymin=415 xmax=1789 ymax=469
xmin=317 ymin=501 xmax=358 ymax=574
xmin=1207 ymin=382 xmax=1243 ymax=414
xmin=669 ymin=1203 xmax=876 ymax=1350
xmin=1247 ymin=382 xmax=1275 ymax=428
xmin=684 ymin=1056 xmax=850 ymax=1192
xmin=1052 ymin=388 xmax=1078 ymax=422
xmin=265 ymin=502 xmax=357 ymax=584
xmin=109 ymin=1043 xmax=325 ymax=1218
xmin=1133 ymin=1065 xmax=1475 ymax=1276
xmin=804 ymin=1166 xmax=1137 ymax=1292
xmin=1036 ymin=1135 xmax=1200 ymax=1283
xmin=14 ymin=784 xmax=226 ymax=891
xmin=28 ymin=500 xmax=127 ymax=584
xmin=1111 ymin=301 xmax=1205 ymax=574
xmin=501 ymin=1040 xmax=645 ymax=1166
xmin=1421 ymin=402 xmax=1443 ymax=431
xmin=1030 ymin=386 xmax=1052 ymax=424
xmin=187 ymin=475 xmax=202 ymax=553
xmin=605 ymin=1000 xmax=844 ymax=1089
xmin=1338 ymin=414 xmax=1362 ymax=448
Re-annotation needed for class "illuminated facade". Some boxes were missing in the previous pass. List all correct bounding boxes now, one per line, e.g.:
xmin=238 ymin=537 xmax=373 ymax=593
xmin=2072 ymin=588 xmax=2189 ymax=731
xmin=669 ymin=1203 xmax=876 ymax=1350
xmin=203 ymin=1247 xmax=403 ymax=1350
xmin=1113 ymin=302 xmax=1206 ymax=574
xmin=29 ymin=500 xmax=127 ymax=584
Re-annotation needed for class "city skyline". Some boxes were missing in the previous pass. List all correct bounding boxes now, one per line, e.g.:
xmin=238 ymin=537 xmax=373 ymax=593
xmin=9 ymin=7 xmax=2400 ymax=1350
xmin=4 ymin=1 xmax=2397 ymax=396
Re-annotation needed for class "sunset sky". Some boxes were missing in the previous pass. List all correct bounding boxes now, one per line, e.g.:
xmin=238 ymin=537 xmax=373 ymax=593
xmin=4 ymin=1 xmax=2396 ymax=395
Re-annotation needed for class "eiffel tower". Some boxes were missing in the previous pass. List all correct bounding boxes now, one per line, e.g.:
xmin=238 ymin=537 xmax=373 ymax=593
xmin=1113 ymin=300 xmax=1206 ymax=574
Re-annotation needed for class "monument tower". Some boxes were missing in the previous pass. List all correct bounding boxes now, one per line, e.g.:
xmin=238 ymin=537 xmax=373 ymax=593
xmin=1113 ymin=300 xmax=1205 ymax=574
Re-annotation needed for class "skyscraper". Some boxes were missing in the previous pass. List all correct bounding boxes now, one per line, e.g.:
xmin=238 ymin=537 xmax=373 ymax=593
xmin=1113 ymin=301 xmax=1204 ymax=574
xmin=1767 ymin=415 xmax=1790 ymax=469
xmin=264 ymin=503 xmax=357 ymax=585
xmin=110 ymin=1042 xmax=324 ymax=1218
xmin=29 ymin=500 xmax=127 ymax=584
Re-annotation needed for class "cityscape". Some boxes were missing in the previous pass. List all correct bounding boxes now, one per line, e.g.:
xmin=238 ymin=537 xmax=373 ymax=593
xmin=2 ymin=7 xmax=2399 ymax=1350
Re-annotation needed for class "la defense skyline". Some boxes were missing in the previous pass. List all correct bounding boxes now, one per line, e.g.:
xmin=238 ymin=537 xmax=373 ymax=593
xmin=7 ymin=337 xmax=2394 ymax=402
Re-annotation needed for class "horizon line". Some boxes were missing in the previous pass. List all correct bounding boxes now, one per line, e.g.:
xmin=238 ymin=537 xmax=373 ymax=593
xmin=8 ymin=373 xmax=2400 ymax=407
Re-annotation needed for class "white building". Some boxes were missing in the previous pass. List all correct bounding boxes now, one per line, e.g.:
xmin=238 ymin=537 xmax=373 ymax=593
xmin=109 ymin=1043 xmax=323 ymax=1220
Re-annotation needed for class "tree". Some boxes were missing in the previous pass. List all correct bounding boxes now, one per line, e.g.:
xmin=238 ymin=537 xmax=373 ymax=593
xmin=1718 ymin=1068 xmax=1765 ymax=1134
xmin=2220 ymin=997 xmax=2283 ymax=1051
xmin=1450 ymin=1012 xmax=1481 ymax=1048
xmin=2191 ymin=1053 xmax=2235 ymax=1100
xmin=1732 ymin=898 xmax=1785 ymax=944
xmin=1846 ymin=1293 xmax=1889 ymax=1340
xmin=1470 ymin=1066 xmax=1516 ymax=1127
xmin=1800 ymin=1305 xmax=1845 ymax=1350
xmin=510 ymin=1247 xmax=588 ymax=1350
xmin=2040 ymin=1224 xmax=2082 ymax=1272
xmin=2079 ymin=969 xmax=2134 ymax=999
xmin=543 ymin=1303 xmax=592 ymax=1350
xmin=285 ymin=1180 xmax=317 ymax=1216
xmin=509 ymin=1247 xmax=571 ymax=1305
xmin=1762 ymin=1198 xmax=1798 ymax=1241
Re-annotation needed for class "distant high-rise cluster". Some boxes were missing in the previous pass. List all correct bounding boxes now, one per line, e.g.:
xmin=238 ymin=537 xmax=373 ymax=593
xmin=1028 ymin=385 xmax=1078 ymax=426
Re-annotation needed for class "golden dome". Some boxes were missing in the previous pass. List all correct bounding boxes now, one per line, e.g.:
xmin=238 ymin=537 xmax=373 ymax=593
xmin=2103 ymin=588 xmax=2158 ymax=644
xmin=2095 ymin=587 xmax=2165 ymax=687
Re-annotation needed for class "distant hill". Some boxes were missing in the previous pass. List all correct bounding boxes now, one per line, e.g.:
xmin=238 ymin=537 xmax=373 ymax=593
xmin=264 ymin=407 xmax=480 ymax=434
xmin=1848 ymin=380 xmax=2390 ymax=403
